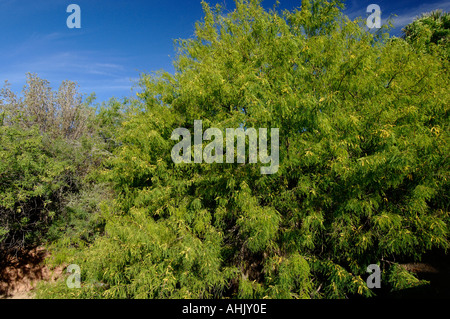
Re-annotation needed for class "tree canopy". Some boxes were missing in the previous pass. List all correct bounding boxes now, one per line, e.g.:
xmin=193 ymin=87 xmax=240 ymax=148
xmin=402 ymin=9 xmax=450 ymax=60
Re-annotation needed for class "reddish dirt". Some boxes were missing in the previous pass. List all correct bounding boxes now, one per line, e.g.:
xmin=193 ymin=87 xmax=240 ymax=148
xmin=400 ymin=262 xmax=439 ymax=274
xmin=0 ymin=246 xmax=64 ymax=299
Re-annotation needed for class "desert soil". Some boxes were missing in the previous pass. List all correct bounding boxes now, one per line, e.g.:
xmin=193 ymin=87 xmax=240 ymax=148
xmin=0 ymin=246 xmax=63 ymax=299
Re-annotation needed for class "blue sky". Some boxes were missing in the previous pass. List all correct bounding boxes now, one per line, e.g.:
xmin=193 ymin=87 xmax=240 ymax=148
xmin=1 ymin=0 xmax=449 ymax=104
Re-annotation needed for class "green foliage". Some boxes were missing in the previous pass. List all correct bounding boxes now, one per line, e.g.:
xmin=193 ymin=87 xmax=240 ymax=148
xmin=45 ymin=182 xmax=109 ymax=247
xmin=0 ymin=125 xmax=68 ymax=248
xmin=387 ymin=264 xmax=430 ymax=291
xmin=94 ymin=97 xmax=132 ymax=153
xmin=402 ymin=10 xmax=450 ymax=60
xmin=0 ymin=74 xmax=116 ymax=252
xmin=36 ymin=0 xmax=449 ymax=299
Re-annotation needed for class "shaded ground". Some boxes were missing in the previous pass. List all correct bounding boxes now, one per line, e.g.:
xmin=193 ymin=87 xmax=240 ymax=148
xmin=0 ymin=246 xmax=63 ymax=299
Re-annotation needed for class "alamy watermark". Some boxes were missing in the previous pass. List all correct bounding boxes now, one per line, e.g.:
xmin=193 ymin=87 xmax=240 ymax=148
xmin=66 ymin=264 xmax=81 ymax=289
xmin=66 ymin=264 xmax=108 ymax=289
xmin=66 ymin=4 xmax=81 ymax=29
xmin=366 ymin=264 xmax=381 ymax=289
xmin=366 ymin=4 xmax=381 ymax=29
xmin=170 ymin=120 xmax=279 ymax=175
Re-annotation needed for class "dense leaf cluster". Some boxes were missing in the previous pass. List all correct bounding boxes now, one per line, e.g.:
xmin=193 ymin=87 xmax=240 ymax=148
xmin=402 ymin=9 xmax=449 ymax=60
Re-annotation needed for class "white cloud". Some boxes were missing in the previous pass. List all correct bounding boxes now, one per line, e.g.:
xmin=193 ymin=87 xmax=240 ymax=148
xmin=0 ymin=49 xmax=137 ymax=103
xmin=390 ymin=1 xmax=450 ymax=28
xmin=8 ymin=51 xmax=127 ymax=78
